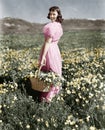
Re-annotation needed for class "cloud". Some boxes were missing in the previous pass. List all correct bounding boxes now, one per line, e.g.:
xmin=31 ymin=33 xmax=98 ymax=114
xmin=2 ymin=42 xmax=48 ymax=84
xmin=0 ymin=0 xmax=105 ymax=23
xmin=0 ymin=1 xmax=3 ymax=17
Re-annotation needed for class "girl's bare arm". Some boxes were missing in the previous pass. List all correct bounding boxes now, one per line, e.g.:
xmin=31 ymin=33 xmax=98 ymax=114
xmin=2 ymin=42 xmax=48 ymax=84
xmin=40 ymin=37 xmax=52 ymax=66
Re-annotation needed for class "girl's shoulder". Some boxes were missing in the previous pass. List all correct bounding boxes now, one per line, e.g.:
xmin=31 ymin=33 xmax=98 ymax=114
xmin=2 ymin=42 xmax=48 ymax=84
xmin=44 ymin=22 xmax=61 ymax=29
xmin=43 ymin=22 xmax=53 ymax=33
xmin=44 ymin=22 xmax=53 ymax=28
xmin=43 ymin=22 xmax=63 ymax=36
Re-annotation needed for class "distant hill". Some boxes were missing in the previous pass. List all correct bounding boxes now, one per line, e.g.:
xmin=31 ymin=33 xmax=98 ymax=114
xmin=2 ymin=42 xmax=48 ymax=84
xmin=0 ymin=17 xmax=43 ymax=34
xmin=62 ymin=19 xmax=105 ymax=31
xmin=0 ymin=17 xmax=105 ymax=34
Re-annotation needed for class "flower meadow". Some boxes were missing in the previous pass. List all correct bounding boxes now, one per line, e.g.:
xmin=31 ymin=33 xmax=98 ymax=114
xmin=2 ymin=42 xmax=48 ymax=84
xmin=0 ymin=32 xmax=105 ymax=130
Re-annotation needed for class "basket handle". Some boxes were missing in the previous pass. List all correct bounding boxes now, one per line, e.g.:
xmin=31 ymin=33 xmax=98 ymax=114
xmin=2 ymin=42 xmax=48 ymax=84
xmin=38 ymin=65 xmax=43 ymax=76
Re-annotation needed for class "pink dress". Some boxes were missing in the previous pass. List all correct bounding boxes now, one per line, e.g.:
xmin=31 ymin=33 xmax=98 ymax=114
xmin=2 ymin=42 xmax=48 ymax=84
xmin=39 ymin=21 xmax=63 ymax=102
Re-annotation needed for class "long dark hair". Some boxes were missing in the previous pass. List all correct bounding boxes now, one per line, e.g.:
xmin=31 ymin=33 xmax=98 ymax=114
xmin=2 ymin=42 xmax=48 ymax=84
xmin=47 ymin=6 xmax=63 ymax=23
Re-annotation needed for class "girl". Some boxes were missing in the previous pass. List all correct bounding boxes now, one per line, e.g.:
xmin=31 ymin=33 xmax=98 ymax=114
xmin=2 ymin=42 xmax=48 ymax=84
xmin=39 ymin=6 xmax=63 ymax=102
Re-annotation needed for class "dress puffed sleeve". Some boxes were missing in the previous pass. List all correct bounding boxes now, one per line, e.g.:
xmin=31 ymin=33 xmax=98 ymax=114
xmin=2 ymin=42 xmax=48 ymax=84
xmin=43 ymin=22 xmax=63 ymax=41
xmin=43 ymin=24 xmax=54 ymax=38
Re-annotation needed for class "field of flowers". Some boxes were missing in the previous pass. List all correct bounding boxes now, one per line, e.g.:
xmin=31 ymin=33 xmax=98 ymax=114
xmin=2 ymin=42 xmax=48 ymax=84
xmin=0 ymin=31 xmax=105 ymax=130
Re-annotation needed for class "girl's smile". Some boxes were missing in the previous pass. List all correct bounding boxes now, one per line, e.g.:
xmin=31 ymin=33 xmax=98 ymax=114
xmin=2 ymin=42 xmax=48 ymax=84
xmin=49 ymin=11 xmax=58 ymax=22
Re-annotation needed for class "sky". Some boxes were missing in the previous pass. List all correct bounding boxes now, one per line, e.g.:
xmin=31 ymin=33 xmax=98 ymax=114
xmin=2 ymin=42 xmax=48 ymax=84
xmin=0 ymin=0 xmax=105 ymax=23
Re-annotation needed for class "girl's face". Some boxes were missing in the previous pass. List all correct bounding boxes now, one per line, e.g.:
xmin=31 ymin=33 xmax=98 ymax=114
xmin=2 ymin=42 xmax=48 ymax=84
xmin=49 ymin=10 xmax=58 ymax=22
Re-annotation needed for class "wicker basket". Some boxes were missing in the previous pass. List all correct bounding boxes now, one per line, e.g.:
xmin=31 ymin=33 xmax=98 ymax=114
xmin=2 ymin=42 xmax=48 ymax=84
xmin=30 ymin=66 xmax=51 ymax=92
xmin=30 ymin=77 xmax=50 ymax=92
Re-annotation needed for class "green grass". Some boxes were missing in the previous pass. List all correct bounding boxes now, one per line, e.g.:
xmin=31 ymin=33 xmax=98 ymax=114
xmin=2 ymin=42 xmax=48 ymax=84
xmin=1 ymin=30 xmax=105 ymax=50
xmin=60 ymin=30 xmax=105 ymax=50
xmin=0 ymin=30 xmax=105 ymax=130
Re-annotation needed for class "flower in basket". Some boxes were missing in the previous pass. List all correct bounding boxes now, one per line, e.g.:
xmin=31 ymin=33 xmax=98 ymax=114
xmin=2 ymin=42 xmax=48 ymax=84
xmin=39 ymin=71 xmax=65 ymax=87
xmin=31 ymin=69 xmax=65 ymax=87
